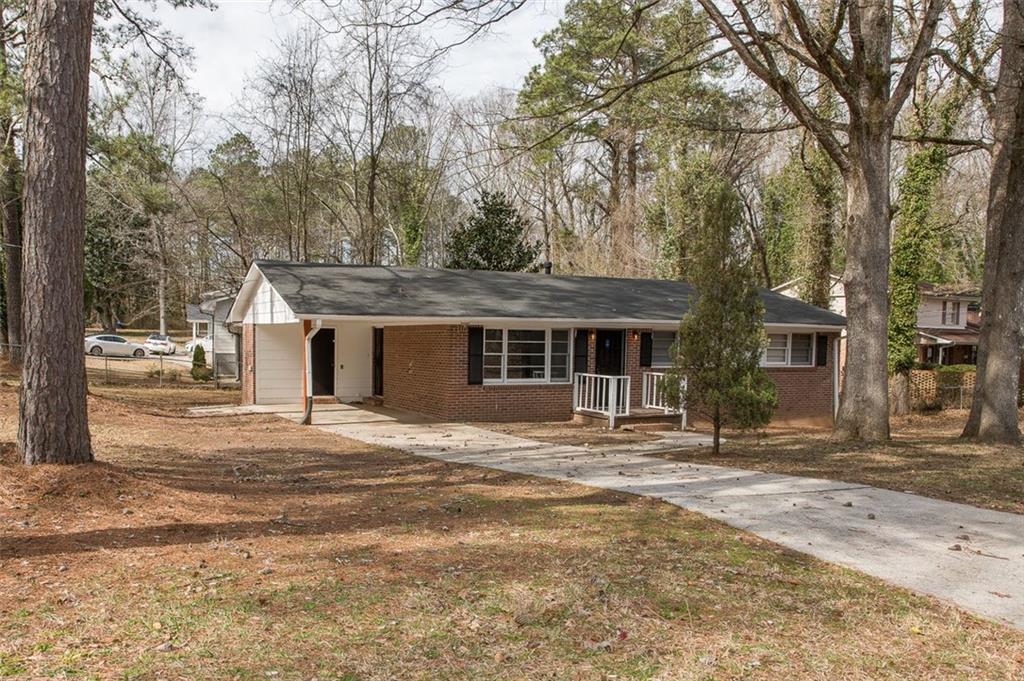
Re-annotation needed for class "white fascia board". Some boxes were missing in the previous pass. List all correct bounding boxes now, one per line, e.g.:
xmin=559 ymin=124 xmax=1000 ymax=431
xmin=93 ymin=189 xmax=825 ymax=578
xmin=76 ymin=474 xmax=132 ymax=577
xmin=226 ymin=263 xmax=263 ymax=324
xmin=292 ymin=314 xmax=845 ymax=332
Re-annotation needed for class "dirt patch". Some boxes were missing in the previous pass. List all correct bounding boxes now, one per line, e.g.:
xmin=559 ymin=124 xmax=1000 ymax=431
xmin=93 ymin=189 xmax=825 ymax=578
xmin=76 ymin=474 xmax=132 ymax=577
xmin=1 ymin=385 xmax=1023 ymax=679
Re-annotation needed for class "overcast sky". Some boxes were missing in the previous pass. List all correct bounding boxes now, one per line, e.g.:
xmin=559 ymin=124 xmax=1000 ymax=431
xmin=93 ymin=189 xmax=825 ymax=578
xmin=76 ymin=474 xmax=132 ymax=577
xmin=152 ymin=0 xmax=565 ymax=118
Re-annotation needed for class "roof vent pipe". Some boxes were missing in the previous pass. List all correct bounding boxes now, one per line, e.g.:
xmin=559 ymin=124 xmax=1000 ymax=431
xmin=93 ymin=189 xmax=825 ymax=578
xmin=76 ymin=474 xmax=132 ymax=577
xmin=542 ymin=261 xmax=553 ymax=275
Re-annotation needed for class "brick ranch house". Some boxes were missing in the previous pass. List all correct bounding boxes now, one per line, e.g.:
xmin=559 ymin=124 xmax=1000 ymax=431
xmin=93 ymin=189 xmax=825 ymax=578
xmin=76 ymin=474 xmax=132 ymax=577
xmin=227 ymin=261 xmax=847 ymax=427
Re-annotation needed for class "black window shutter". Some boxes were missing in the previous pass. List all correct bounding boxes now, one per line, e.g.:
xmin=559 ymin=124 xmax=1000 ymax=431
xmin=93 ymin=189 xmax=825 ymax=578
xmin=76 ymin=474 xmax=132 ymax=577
xmin=815 ymin=333 xmax=829 ymax=367
xmin=573 ymin=329 xmax=589 ymax=376
xmin=639 ymin=332 xmax=653 ymax=367
xmin=468 ymin=326 xmax=484 ymax=384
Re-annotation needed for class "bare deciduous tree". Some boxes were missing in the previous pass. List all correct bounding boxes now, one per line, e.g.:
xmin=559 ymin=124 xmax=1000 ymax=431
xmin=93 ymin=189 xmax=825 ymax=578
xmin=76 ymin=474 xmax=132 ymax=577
xmin=694 ymin=0 xmax=946 ymax=441
xmin=962 ymin=0 xmax=1024 ymax=443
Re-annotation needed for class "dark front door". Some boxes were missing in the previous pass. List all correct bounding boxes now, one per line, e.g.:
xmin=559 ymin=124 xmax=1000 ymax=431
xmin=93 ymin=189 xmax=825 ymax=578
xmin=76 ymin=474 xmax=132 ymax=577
xmin=310 ymin=328 xmax=335 ymax=396
xmin=594 ymin=329 xmax=624 ymax=375
xmin=372 ymin=327 xmax=384 ymax=396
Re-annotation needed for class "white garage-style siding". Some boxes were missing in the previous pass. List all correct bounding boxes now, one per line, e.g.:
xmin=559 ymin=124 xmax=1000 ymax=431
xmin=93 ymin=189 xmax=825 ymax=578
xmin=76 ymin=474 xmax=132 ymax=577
xmin=255 ymin=323 xmax=303 ymax=404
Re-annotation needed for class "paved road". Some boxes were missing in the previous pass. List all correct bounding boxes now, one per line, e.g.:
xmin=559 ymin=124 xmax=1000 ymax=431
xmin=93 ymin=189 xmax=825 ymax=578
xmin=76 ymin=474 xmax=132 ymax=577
xmin=195 ymin=403 xmax=1024 ymax=629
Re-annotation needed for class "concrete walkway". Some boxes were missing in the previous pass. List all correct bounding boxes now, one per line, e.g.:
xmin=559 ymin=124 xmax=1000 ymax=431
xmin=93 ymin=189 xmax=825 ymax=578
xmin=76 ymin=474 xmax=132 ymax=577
xmin=195 ymin=403 xmax=1024 ymax=629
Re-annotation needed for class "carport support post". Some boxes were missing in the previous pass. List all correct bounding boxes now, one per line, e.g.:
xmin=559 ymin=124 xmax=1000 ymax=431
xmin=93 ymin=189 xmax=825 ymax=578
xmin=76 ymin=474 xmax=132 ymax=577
xmin=300 ymin=319 xmax=322 ymax=425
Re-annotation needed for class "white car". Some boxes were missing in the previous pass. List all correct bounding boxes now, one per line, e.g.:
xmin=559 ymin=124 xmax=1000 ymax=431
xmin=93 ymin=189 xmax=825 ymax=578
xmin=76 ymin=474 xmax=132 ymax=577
xmin=144 ymin=334 xmax=177 ymax=355
xmin=84 ymin=334 xmax=148 ymax=358
xmin=184 ymin=335 xmax=213 ymax=355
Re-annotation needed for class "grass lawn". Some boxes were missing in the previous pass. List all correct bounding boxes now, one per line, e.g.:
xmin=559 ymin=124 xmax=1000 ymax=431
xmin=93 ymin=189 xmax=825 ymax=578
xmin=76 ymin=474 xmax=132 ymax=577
xmin=1 ymin=384 xmax=1023 ymax=679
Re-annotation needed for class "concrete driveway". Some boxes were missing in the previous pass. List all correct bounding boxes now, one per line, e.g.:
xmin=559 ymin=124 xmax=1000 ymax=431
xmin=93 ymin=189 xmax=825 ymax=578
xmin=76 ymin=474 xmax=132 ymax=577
xmin=194 ymin=402 xmax=1024 ymax=629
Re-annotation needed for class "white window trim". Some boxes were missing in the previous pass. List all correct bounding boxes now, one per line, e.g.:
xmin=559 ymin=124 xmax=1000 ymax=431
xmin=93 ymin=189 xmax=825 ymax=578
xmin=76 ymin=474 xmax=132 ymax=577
xmin=483 ymin=327 xmax=573 ymax=385
xmin=942 ymin=301 xmax=961 ymax=326
xmin=763 ymin=332 xmax=816 ymax=368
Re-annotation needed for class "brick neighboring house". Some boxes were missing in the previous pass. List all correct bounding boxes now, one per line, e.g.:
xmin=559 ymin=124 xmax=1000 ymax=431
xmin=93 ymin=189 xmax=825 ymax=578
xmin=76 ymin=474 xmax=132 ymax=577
xmin=228 ymin=261 xmax=847 ymax=427
xmin=773 ymin=276 xmax=982 ymax=366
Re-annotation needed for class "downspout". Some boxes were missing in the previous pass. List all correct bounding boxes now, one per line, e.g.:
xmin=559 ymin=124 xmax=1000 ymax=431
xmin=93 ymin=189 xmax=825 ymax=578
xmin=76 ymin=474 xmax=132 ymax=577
xmin=301 ymin=319 xmax=322 ymax=425
xmin=832 ymin=336 xmax=841 ymax=419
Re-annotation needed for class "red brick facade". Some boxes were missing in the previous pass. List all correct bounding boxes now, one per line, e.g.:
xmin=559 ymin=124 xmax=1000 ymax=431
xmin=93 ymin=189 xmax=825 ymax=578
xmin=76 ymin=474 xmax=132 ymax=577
xmin=241 ymin=323 xmax=256 ymax=405
xmin=382 ymin=325 xmax=574 ymax=421
xmin=380 ymin=324 xmax=838 ymax=426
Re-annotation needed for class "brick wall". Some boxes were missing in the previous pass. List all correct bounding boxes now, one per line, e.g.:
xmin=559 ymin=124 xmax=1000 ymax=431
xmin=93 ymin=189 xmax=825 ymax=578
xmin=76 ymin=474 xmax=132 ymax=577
xmin=381 ymin=324 xmax=838 ymax=425
xmin=764 ymin=332 xmax=837 ymax=426
xmin=241 ymin=323 xmax=256 ymax=405
xmin=382 ymin=324 xmax=574 ymax=421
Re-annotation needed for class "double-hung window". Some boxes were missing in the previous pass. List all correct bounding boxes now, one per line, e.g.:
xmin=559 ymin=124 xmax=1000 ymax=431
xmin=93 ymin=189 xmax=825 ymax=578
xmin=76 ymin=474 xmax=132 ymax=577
xmin=482 ymin=328 xmax=571 ymax=383
xmin=942 ymin=301 xmax=961 ymax=326
xmin=764 ymin=333 xmax=814 ymax=367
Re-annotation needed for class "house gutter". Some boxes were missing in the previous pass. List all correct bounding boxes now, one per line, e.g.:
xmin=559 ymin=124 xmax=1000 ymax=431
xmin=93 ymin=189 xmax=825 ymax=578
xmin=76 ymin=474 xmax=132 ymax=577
xmin=301 ymin=319 xmax=322 ymax=426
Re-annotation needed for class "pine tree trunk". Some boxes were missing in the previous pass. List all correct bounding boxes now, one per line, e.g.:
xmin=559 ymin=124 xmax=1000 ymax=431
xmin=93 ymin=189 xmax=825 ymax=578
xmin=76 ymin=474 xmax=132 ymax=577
xmin=834 ymin=122 xmax=892 ymax=442
xmin=1 ymin=145 xmax=21 ymax=365
xmin=963 ymin=0 xmax=1024 ymax=443
xmin=19 ymin=0 xmax=94 ymax=465
xmin=0 ymin=24 xmax=22 ymax=367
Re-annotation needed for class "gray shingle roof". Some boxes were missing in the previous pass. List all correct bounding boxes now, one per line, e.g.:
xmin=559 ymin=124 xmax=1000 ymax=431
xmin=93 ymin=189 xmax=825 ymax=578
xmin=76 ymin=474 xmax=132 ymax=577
xmin=254 ymin=261 xmax=846 ymax=327
xmin=185 ymin=303 xmax=210 ymax=322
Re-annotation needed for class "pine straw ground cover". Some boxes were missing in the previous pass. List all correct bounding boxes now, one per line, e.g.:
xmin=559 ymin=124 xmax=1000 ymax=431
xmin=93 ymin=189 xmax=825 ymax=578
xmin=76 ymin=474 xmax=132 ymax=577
xmin=1 ymin=384 xmax=1023 ymax=679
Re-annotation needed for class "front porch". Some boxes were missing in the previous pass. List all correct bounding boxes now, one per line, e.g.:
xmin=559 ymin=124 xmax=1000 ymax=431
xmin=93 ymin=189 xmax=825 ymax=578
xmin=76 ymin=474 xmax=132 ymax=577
xmin=572 ymin=370 xmax=687 ymax=430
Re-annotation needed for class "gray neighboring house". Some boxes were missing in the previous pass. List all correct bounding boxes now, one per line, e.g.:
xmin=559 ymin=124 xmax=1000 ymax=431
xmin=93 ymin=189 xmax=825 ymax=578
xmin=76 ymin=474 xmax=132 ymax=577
xmin=186 ymin=291 xmax=240 ymax=379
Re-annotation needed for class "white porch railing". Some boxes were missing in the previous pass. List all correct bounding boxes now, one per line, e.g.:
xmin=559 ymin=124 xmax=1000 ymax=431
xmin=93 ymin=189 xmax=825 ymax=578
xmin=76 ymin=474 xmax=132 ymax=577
xmin=641 ymin=371 xmax=688 ymax=429
xmin=573 ymin=373 xmax=630 ymax=429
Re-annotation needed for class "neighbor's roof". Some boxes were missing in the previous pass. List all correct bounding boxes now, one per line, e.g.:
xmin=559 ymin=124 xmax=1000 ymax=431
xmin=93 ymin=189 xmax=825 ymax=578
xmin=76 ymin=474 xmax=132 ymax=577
xmin=918 ymin=282 xmax=982 ymax=299
xmin=918 ymin=327 xmax=980 ymax=345
xmin=185 ymin=303 xmax=210 ymax=322
xmin=245 ymin=261 xmax=846 ymax=327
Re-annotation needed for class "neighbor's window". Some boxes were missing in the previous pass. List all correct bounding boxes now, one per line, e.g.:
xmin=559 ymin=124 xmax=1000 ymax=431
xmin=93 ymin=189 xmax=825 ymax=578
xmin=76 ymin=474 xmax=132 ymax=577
xmin=482 ymin=328 xmax=572 ymax=383
xmin=942 ymin=301 xmax=961 ymax=325
xmin=652 ymin=331 xmax=676 ymax=367
xmin=765 ymin=334 xmax=789 ymax=365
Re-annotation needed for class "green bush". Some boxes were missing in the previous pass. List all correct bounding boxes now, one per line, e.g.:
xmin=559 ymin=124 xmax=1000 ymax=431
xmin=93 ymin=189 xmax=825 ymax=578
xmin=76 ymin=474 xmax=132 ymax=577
xmin=191 ymin=345 xmax=213 ymax=382
xmin=935 ymin=364 xmax=976 ymax=374
xmin=936 ymin=364 xmax=975 ymax=387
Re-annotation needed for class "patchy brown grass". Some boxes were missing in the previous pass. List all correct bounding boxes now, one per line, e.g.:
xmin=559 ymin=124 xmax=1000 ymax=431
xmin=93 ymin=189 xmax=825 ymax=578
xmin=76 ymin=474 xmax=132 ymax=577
xmin=1 ymin=385 xmax=1023 ymax=679
xmin=649 ymin=411 xmax=1024 ymax=515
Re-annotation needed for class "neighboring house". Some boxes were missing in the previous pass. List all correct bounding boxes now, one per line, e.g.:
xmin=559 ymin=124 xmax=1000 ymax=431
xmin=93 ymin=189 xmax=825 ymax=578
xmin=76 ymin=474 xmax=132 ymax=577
xmin=772 ymin=277 xmax=981 ymax=366
xmin=227 ymin=261 xmax=846 ymax=427
xmin=914 ymin=283 xmax=982 ymax=365
xmin=772 ymin=274 xmax=847 ymax=317
xmin=185 ymin=291 xmax=240 ymax=379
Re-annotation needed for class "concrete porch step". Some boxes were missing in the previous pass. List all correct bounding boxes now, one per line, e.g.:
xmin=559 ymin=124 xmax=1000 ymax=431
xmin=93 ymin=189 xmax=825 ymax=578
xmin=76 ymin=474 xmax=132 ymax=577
xmin=574 ymin=408 xmax=685 ymax=430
